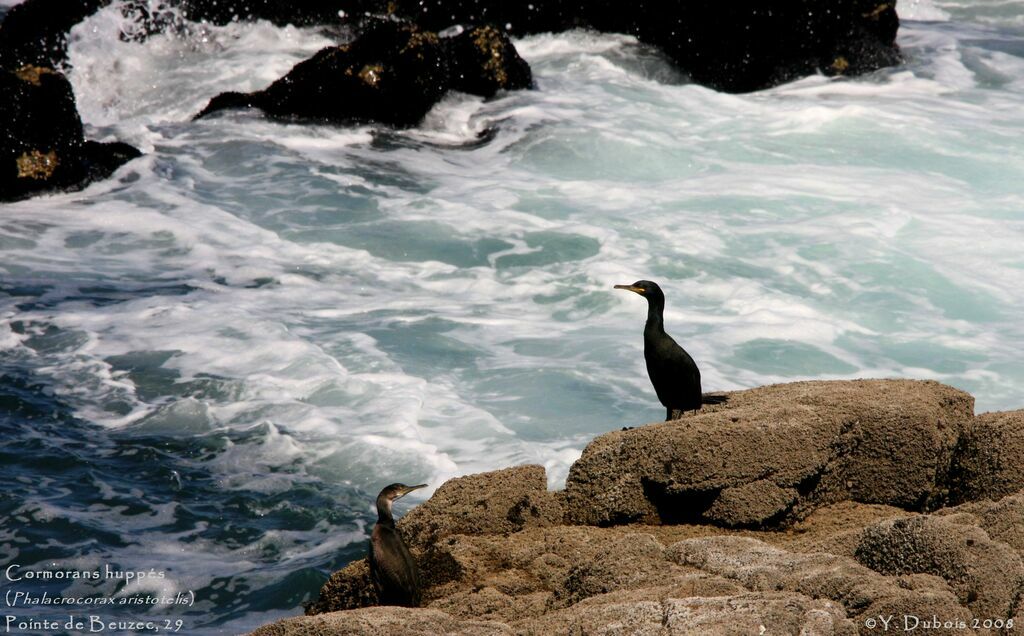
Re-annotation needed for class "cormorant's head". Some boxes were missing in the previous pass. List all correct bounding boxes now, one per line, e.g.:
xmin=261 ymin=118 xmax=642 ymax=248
xmin=378 ymin=483 xmax=427 ymax=504
xmin=613 ymin=280 xmax=664 ymax=303
xmin=375 ymin=483 xmax=427 ymax=523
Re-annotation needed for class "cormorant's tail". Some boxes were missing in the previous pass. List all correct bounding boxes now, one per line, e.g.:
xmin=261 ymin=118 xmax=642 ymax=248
xmin=702 ymin=394 xmax=729 ymax=405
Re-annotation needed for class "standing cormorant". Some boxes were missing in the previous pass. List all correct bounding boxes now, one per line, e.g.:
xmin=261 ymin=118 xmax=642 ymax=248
xmin=614 ymin=280 xmax=726 ymax=419
xmin=369 ymin=482 xmax=427 ymax=607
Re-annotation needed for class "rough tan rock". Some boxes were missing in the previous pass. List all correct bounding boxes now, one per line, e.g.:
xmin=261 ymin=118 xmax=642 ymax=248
xmin=949 ymin=410 xmax=1024 ymax=504
xmin=557 ymin=533 xmax=671 ymax=604
xmin=309 ymin=466 xmax=561 ymax=615
xmin=303 ymin=560 xmax=377 ymax=615
xmin=250 ymin=606 xmax=513 ymax=636
xmin=268 ymin=512 xmax=1010 ymax=635
xmin=398 ymin=465 xmax=563 ymax=551
xmin=564 ymin=380 xmax=973 ymax=528
xmin=302 ymin=524 xmax=746 ymax=626
xmin=521 ymin=588 xmax=857 ymax=636
xmin=427 ymin=586 xmax=551 ymax=623
xmin=780 ymin=501 xmax=913 ymax=557
xmin=666 ymin=535 xmax=970 ymax=626
xmin=854 ymin=515 xmax=1024 ymax=620
xmin=938 ymin=491 xmax=1024 ymax=558
xmin=274 ymin=382 xmax=1024 ymax=636
xmin=705 ymin=480 xmax=799 ymax=527
xmin=420 ymin=526 xmax=693 ymax=606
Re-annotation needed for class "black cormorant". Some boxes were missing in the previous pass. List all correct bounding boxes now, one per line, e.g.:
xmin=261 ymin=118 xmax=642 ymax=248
xmin=614 ymin=280 xmax=727 ymax=419
xmin=369 ymin=482 xmax=427 ymax=607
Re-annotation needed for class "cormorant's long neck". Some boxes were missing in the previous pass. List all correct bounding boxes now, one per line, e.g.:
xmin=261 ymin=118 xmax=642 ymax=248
xmin=645 ymin=296 xmax=665 ymax=335
xmin=376 ymin=497 xmax=395 ymax=528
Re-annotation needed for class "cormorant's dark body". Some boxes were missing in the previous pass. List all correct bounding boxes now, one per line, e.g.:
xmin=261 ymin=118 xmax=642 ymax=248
xmin=615 ymin=280 xmax=725 ymax=419
xmin=368 ymin=483 xmax=426 ymax=607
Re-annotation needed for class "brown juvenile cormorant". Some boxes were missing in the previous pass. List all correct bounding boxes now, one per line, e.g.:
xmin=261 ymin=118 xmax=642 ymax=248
xmin=614 ymin=280 xmax=727 ymax=419
xmin=369 ymin=482 xmax=427 ymax=607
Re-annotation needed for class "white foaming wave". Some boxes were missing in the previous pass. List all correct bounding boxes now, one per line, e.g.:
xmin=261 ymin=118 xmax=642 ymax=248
xmin=900 ymin=20 xmax=1024 ymax=96
xmin=0 ymin=309 xmax=26 ymax=349
xmin=2 ymin=167 xmax=322 ymax=285
xmin=515 ymin=30 xmax=639 ymax=60
xmin=67 ymin=2 xmax=334 ymax=131
xmin=715 ymin=288 xmax=869 ymax=341
xmin=3 ymin=160 xmax=610 ymax=494
xmin=3 ymin=194 xmax=481 ymax=491
xmin=765 ymin=21 xmax=1017 ymax=100
xmin=393 ymin=28 xmax=1015 ymax=418
xmin=405 ymin=93 xmax=490 ymax=146
xmin=264 ymin=126 xmax=377 ymax=161
xmin=7 ymin=289 xmax=473 ymax=496
xmin=769 ymin=70 xmax=951 ymax=101
xmin=927 ymin=0 xmax=1024 ymax=27
xmin=901 ymin=205 xmax=1024 ymax=297
xmin=363 ymin=88 xmax=917 ymax=423
xmin=10 ymin=22 xmax=1024 ymax=499
xmin=899 ymin=0 xmax=953 ymax=21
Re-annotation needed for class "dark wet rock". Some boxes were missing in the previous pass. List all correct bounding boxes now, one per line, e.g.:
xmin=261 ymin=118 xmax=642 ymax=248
xmin=442 ymin=25 xmax=532 ymax=96
xmin=1 ymin=0 xmax=900 ymax=96
xmin=80 ymin=140 xmax=143 ymax=182
xmin=390 ymin=0 xmax=901 ymax=92
xmin=195 ymin=21 xmax=451 ymax=127
xmin=563 ymin=380 xmax=973 ymax=529
xmin=948 ymin=409 xmax=1024 ymax=504
xmin=1 ymin=65 xmax=141 ymax=202
xmin=620 ymin=0 xmax=902 ymax=92
xmin=855 ymin=515 xmax=1024 ymax=620
xmin=0 ymin=0 xmax=109 ymax=69
xmin=195 ymin=20 xmax=532 ymax=127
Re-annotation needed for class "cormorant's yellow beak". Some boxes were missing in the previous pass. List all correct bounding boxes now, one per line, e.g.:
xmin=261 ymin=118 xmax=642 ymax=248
xmin=613 ymin=284 xmax=645 ymax=295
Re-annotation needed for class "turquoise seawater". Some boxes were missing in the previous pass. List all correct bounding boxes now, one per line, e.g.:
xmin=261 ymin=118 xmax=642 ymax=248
xmin=2 ymin=0 xmax=1023 ymax=632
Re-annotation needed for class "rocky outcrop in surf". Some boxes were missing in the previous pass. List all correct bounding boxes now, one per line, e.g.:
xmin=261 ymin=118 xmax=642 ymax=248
xmin=166 ymin=0 xmax=901 ymax=91
xmin=3 ymin=0 xmax=900 ymax=94
xmin=0 ymin=0 xmax=902 ymax=200
xmin=564 ymin=379 xmax=972 ymax=528
xmin=389 ymin=0 xmax=902 ymax=92
xmin=253 ymin=379 xmax=1024 ymax=635
xmin=443 ymin=25 xmax=533 ymax=98
xmin=181 ymin=0 xmax=903 ymax=93
xmin=194 ymin=21 xmax=532 ymax=126
xmin=0 ymin=65 xmax=140 ymax=203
